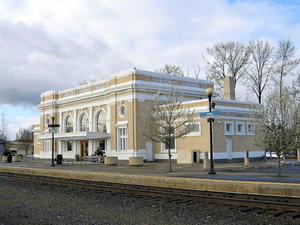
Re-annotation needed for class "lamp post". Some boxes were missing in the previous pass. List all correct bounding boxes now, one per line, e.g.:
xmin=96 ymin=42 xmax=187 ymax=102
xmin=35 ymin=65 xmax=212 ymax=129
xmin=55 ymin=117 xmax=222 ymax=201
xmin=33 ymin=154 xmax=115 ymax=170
xmin=48 ymin=115 xmax=60 ymax=167
xmin=206 ymin=88 xmax=216 ymax=174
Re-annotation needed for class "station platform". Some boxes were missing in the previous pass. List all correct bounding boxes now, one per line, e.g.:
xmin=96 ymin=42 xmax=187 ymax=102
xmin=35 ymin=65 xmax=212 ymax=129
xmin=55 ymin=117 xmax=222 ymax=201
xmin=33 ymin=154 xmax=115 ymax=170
xmin=1 ymin=159 xmax=300 ymax=197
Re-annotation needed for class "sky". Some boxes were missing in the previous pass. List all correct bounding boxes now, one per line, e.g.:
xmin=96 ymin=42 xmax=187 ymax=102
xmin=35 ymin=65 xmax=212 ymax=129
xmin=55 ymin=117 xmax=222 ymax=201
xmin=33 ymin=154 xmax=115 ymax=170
xmin=1 ymin=0 xmax=300 ymax=140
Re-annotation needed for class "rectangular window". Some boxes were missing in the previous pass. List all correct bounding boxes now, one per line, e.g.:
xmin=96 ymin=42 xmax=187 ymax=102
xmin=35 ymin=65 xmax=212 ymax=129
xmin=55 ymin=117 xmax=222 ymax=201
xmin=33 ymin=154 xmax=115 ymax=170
xmin=78 ymin=88 xmax=89 ymax=94
xmin=94 ymin=83 xmax=106 ymax=90
xmin=44 ymin=140 xmax=50 ymax=153
xmin=247 ymin=123 xmax=253 ymax=135
xmin=236 ymin=122 xmax=245 ymax=135
xmin=118 ymin=128 xmax=128 ymax=151
xmin=67 ymin=141 xmax=73 ymax=151
xmin=226 ymin=124 xmax=231 ymax=132
xmin=225 ymin=122 xmax=234 ymax=135
xmin=165 ymin=137 xmax=175 ymax=150
xmin=161 ymin=127 xmax=176 ymax=152
xmin=184 ymin=123 xmax=201 ymax=136
xmin=63 ymin=91 xmax=73 ymax=97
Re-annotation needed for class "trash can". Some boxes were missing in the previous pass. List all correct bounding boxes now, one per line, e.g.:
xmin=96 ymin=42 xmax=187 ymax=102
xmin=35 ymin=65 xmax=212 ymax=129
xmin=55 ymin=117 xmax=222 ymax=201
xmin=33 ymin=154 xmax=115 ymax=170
xmin=75 ymin=154 xmax=80 ymax=161
xmin=57 ymin=154 xmax=63 ymax=165
xmin=7 ymin=154 xmax=12 ymax=163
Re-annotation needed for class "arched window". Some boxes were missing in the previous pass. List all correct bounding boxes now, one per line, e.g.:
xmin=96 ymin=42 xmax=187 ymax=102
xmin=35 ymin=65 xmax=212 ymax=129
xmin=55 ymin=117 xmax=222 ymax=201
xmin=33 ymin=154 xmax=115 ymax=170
xmin=80 ymin=113 xmax=89 ymax=131
xmin=97 ymin=111 xmax=106 ymax=133
xmin=66 ymin=115 xmax=73 ymax=133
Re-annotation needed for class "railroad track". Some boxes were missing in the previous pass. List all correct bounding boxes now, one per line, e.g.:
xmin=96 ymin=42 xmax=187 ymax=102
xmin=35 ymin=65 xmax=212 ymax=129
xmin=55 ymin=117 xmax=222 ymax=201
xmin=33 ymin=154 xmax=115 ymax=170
xmin=1 ymin=171 xmax=300 ymax=220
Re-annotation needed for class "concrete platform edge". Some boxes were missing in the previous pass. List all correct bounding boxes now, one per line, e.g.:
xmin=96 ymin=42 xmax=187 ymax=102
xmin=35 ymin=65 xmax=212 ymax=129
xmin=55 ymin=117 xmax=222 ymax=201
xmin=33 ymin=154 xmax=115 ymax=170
xmin=1 ymin=166 xmax=299 ymax=197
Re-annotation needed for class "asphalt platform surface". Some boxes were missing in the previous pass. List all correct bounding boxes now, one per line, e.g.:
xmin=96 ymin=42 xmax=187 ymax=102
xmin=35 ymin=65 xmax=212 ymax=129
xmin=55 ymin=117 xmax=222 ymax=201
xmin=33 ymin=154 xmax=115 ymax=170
xmin=0 ymin=158 xmax=300 ymax=184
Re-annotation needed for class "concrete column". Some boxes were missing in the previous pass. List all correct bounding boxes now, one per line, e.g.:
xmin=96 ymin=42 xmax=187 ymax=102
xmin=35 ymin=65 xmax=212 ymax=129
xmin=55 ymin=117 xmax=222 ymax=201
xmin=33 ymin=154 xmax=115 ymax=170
xmin=297 ymin=148 xmax=300 ymax=163
xmin=106 ymin=104 xmax=110 ymax=133
xmin=73 ymin=110 xmax=77 ymax=132
xmin=244 ymin=150 xmax=249 ymax=167
xmin=203 ymin=152 xmax=209 ymax=170
xmin=89 ymin=107 xmax=93 ymax=132
xmin=58 ymin=141 xmax=62 ymax=154
xmin=58 ymin=112 xmax=62 ymax=133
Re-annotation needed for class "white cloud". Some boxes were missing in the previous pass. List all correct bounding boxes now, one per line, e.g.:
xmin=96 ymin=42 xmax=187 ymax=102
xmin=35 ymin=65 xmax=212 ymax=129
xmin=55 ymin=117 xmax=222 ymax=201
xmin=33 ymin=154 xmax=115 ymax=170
xmin=0 ymin=0 xmax=299 ymax=105
xmin=7 ymin=116 xmax=40 ymax=140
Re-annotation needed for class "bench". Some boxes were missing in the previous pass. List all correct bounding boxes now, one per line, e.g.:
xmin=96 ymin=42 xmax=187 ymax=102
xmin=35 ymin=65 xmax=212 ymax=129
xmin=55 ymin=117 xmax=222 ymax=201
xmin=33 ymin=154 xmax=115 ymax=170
xmin=62 ymin=158 xmax=74 ymax=166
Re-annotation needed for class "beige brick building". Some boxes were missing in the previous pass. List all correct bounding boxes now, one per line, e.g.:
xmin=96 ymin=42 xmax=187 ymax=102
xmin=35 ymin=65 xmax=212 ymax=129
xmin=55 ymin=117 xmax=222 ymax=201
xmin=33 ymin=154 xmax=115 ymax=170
xmin=33 ymin=69 xmax=263 ymax=163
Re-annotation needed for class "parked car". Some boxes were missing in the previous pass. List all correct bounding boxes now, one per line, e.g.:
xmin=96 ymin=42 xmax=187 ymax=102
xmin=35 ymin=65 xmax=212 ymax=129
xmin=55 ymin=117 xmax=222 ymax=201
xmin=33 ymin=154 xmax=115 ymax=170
xmin=8 ymin=150 xmax=23 ymax=158
xmin=8 ymin=150 xmax=17 ymax=156
xmin=266 ymin=152 xmax=279 ymax=158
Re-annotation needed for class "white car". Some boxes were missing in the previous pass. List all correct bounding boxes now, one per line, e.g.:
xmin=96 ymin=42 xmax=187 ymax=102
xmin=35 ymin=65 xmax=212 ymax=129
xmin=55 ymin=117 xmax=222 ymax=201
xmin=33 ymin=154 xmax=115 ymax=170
xmin=266 ymin=152 xmax=279 ymax=158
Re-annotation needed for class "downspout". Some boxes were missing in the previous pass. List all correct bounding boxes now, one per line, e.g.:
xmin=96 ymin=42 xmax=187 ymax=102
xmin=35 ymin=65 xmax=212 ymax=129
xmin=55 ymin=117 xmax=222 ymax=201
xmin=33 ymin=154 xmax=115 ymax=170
xmin=132 ymin=69 xmax=135 ymax=157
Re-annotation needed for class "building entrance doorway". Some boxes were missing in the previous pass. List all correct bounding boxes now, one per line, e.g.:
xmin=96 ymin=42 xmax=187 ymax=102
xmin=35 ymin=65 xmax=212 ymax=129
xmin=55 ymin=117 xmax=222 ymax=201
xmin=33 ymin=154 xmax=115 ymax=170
xmin=80 ymin=141 xmax=88 ymax=159
xmin=146 ymin=141 xmax=153 ymax=161
xmin=193 ymin=151 xmax=198 ymax=163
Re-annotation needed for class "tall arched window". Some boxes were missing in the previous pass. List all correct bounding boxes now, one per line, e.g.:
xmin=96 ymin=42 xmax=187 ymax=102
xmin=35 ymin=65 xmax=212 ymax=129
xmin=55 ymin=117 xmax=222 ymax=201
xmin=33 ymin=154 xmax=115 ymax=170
xmin=80 ymin=113 xmax=89 ymax=131
xmin=97 ymin=111 xmax=106 ymax=133
xmin=66 ymin=115 xmax=73 ymax=133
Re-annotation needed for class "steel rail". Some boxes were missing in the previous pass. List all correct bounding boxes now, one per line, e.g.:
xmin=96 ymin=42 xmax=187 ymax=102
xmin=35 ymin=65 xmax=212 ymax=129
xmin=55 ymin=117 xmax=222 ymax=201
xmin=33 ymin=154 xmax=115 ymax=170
xmin=1 ymin=171 xmax=300 ymax=213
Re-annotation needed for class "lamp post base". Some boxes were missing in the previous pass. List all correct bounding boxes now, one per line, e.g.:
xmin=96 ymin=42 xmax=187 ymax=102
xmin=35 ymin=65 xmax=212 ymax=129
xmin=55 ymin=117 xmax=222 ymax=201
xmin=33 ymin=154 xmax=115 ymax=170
xmin=50 ymin=163 xmax=55 ymax=167
xmin=208 ymin=166 xmax=216 ymax=174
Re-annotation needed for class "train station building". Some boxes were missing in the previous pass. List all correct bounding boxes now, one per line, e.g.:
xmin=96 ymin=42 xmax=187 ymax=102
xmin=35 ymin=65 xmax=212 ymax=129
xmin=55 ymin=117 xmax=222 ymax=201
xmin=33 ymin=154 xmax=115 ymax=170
xmin=33 ymin=69 xmax=263 ymax=163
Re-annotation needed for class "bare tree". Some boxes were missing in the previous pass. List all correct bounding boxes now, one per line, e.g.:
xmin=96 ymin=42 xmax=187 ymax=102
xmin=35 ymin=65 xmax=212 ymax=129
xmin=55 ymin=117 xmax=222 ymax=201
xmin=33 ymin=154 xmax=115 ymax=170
xmin=250 ymin=87 xmax=300 ymax=176
xmin=203 ymin=41 xmax=250 ymax=97
xmin=274 ymin=38 xmax=300 ymax=97
xmin=154 ymin=64 xmax=185 ymax=77
xmin=18 ymin=126 xmax=34 ymax=156
xmin=246 ymin=39 xmax=276 ymax=103
xmin=142 ymin=85 xmax=196 ymax=172
xmin=0 ymin=112 xmax=9 ymax=140
xmin=78 ymin=77 xmax=96 ymax=86
xmin=292 ymin=72 xmax=300 ymax=102
xmin=192 ymin=63 xmax=201 ymax=79
xmin=154 ymin=63 xmax=203 ymax=79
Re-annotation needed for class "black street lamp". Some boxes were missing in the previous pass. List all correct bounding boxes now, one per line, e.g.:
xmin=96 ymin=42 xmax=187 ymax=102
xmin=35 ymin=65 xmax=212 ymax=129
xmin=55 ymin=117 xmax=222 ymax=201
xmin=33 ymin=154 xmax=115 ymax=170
xmin=206 ymin=88 xmax=216 ymax=174
xmin=48 ymin=115 xmax=60 ymax=167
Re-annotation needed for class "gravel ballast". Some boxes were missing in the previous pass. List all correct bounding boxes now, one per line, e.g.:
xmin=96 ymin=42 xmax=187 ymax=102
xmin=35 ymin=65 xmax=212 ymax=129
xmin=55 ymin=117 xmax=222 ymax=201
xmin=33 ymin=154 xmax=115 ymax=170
xmin=0 ymin=176 xmax=299 ymax=225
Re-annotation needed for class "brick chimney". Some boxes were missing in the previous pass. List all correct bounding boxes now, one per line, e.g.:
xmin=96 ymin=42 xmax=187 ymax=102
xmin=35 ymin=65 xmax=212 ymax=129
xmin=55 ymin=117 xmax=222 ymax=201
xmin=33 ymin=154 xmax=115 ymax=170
xmin=223 ymin=76 xmax=235 ymax=100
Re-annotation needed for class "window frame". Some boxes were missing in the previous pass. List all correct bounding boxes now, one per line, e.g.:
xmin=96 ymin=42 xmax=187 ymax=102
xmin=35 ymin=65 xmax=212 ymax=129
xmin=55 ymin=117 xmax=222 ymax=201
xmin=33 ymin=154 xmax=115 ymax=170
xmin=65 ymin=115 xmax=73 ymax=133
xmin=96 ymin=110 xmax=107 ymax=133
xmin=45 ymin=117 xmax=50 ymax=128
xmin=116 ymin=122 xmax=128 ymax=151
xmin=44 ymin=140 xmax=50 ymax=153
xmin=66 ymin=141 xmax=73 ymax=152
xmin=184 ymin=122 xmax=201 ymax=136
xmin=161 ymin=126 xmax=176 ymax=153
xmin=118 ymin=104 xmax=127 ymax=118
xmin=247 ymin=122 xmax=253 ymax=135
xmin=225 ymin=121 xmax=235 ymax=135
xmin=79 ymin=112 xmax=89 ymax=132
xmin=236 ymin=122 xmax=245 ymax=136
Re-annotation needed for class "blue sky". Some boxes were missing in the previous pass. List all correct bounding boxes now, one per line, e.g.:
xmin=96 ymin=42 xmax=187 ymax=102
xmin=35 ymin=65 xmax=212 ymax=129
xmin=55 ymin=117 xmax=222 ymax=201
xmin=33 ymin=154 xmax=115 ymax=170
xmin=1 ymin=0 xmax=300 ymax=140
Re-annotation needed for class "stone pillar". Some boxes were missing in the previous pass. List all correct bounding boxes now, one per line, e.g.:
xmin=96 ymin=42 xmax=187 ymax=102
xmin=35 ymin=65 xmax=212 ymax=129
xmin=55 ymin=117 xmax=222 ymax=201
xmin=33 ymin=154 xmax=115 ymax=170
xmin=89 ymin=107 xmax=93 ymax=132
xmin=73 ymin=110 xmax=77 ymax=132
xmin=58 ymin=141 xmax=62 ymax=154
xmin=58 ymin=112 xmax=62 ymax=133
xmin=106 ymin=104 xmax=110 ymax=133
xmin=244 ymin=150 xmax=249 ymax=167
xmin=297 ymin=148 xmax=300 ymax=163
xmin=223 ymin=76 xmax=235 ymax=100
